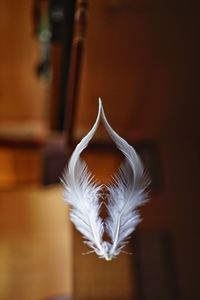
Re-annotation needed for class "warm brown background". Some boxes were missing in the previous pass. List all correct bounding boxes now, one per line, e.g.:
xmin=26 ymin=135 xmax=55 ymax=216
xmin=0 ymin=0 xmax=47 ymax=141
xmin=0 ymin=0 xmax=200 ymax=300
xmin=0 ymin=0 xmax=72 ymax=299
xmin=75 ymin=1 xmax=200 ymax=300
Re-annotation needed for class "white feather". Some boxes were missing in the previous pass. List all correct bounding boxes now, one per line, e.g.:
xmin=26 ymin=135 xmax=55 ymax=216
xmin=100 ymin=98 xmax=150 ymax=259
xmin=62 ymin=99 xmax=150 ymax=260
xmin=62 ymin=103 xmax=110 ymax=259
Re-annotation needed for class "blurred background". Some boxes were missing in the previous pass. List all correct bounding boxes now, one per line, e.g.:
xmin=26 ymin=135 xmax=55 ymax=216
xmin=0 ymin=0 xmax=200 ymax=299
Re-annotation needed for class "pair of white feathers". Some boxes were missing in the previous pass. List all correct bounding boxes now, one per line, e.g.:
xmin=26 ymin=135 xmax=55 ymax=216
xmin=62 ymin=99 xmax=150 ymax=260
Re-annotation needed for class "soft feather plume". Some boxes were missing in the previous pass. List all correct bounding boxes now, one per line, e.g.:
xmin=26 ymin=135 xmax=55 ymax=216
xmin=62 ymin=103 xmax=111 ymax=259
xmin=62 ymin=99 xmax=150 ymax=260
xmin=101 ymin=102 xmax=150 ymax=259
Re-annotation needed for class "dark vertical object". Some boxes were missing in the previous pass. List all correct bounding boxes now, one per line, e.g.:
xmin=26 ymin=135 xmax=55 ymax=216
xmin=32 ymin=0 xmax=40 ymax=36
xmin=42 ymin=0 xmax=88 ymax=185
xmin=132 ymin=232 xmax=144 ymax=300
xmin=49 ymin=0 xmax=76 ymax=130
xmin=161 ymin=233 xmax=180 ymax=300
xmin=132 ymin=231 xmax=179 ymax=300
xmin=57 ymin=0 xmax=76 ymax=130
xmin=64 ymin=0 xmax=89 ymax=147
xmin=49 ymin=0 xmax=70 ymax=43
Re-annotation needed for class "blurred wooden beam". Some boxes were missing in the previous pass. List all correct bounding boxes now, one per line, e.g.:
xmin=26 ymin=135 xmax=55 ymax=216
xmin=65 ymin=0 xmax=89 ymax=148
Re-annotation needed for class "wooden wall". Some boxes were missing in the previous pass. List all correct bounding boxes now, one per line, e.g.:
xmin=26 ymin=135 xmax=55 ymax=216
xmin=76 ymin=0 xmax=199 ymax=142
xmin=0 ymin=1 xmax=72 ymax=299
xmin=0 ymin=0 xmax=199 ymax=299
xmin=0 ymin=0 xmax=47 ymax=135
xmin=0 ymin=184 xmax=73 ymax=300
xmin=73 ymin=1 xmax=200 ymax=300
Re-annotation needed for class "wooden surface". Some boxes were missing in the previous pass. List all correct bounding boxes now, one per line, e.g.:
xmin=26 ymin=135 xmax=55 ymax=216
xmin=0 ymin=186 xmax=73 ymax=300
xmin=0 ymin=147 xmax=138 ymax=300
xmin=65 ymin=0 xmax=89 ymax=146
xmin=71 ymin=4 xmax=200 ymax=298
xmin=0 ymin=147 xmax=73 ymax=300
xmin=0 ymin=140 xmax=200 ymax=300
xmin=0 ymin=0 xmax=47 ymax=136
xmin=0 ymin=147 xmax=42 ymax=188
xmin=0 ymin=0 xmax=199 ymax=299
xmin=76 ymin=0 xmax=199 ymax=142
